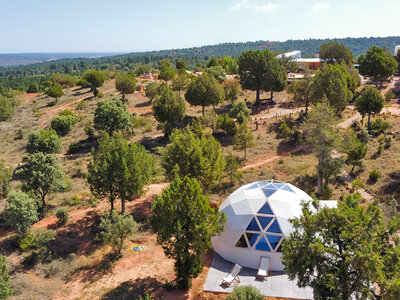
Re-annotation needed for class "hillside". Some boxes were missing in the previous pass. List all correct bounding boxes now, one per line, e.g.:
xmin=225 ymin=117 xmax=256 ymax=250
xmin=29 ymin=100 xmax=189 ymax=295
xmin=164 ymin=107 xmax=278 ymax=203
xmin=1 ymin=36 xmax=400 ymax=92
xmin=1 ymin=66 xmax=400 ymax=298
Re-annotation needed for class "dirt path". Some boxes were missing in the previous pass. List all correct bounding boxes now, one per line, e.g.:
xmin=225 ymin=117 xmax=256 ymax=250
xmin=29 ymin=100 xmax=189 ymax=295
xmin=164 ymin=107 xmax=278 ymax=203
xmin=338 ymin=110 xmax=361 ymax=129
xmin=38 ymin=86 xmax=116 ymax=127
xmin=239 ymin=146 xmax=305 ymax=171
xmin=252 ymin=106 xmax=304 ymax=121
xmin=339 ymin=171 xmax=374 ymax=201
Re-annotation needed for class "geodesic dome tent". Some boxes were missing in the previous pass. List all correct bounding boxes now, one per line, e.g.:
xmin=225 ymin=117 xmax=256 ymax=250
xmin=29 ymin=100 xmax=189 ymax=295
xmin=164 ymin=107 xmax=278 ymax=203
xmin=212 ymin=180 xmax=337 ymax=271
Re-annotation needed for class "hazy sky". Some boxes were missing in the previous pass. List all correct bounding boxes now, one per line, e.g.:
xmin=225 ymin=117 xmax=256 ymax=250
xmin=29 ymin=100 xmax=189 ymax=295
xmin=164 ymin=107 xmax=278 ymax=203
xmin=1 ymin=0 xmax=399 ymax=53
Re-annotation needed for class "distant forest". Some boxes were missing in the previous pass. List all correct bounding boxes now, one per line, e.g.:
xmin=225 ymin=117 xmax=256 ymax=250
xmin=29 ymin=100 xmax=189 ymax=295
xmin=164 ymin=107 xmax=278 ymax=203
xmin=1 ymin=36 xmax=400 ymax=93
xmin=0 ymin=53 xmax=122 ymax=67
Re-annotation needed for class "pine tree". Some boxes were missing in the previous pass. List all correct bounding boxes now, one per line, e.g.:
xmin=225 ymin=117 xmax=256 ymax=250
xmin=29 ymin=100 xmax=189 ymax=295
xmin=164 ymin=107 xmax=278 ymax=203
xmin=151 ymin=177 xmax=226 ymax=289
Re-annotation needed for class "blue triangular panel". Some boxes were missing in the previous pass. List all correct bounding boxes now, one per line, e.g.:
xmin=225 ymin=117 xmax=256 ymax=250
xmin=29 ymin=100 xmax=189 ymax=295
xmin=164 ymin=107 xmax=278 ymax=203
xmin=246 ymin=183 xmax=260 ymax=190
xmin=255 ymin=235 xmax=271 ymax=251
xmin=262 ymin=189 xmax=277 ymax=198
xmin=246 ymin=218 xmax=261 ymax=231
xmin=263 ymin=183 xmax=277 ymax=190
xmin=266 ymin=234 xmax=281 ymax=250
xmin=257 ymin=216 xmax=273 ymax=230
xmin=273 ymin=183 xmax=285 ymax=189
xmin=267 ymin=220 xmax=282 ymax=234
xmin=258 ymin=202 xmax=274 ymax=215
xmin=246 ymin=233 xmax=260 ymax=247
xmin=281 ymin=185 xmax=295 ymax=193
xmin=258 ymin=180 xmax=272 ymax=187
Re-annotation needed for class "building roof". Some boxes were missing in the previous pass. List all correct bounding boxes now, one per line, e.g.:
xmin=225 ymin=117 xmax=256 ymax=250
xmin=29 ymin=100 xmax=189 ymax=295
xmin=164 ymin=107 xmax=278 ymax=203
xmin=295 ymin=58 xmax=321 ymax=63
xmin=276 ymin=50 xmax=302 ymax=59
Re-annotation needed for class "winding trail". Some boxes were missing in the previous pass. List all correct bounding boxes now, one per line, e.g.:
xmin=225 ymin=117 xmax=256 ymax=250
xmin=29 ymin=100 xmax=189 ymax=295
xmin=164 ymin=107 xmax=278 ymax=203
xmin=239 ymin=146 xmax=306 ymax=171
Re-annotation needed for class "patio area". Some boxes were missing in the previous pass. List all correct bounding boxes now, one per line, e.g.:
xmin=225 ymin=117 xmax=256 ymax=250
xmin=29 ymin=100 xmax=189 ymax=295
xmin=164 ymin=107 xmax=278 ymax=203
xmin=203 ymin=254 xmax=313 ymax=299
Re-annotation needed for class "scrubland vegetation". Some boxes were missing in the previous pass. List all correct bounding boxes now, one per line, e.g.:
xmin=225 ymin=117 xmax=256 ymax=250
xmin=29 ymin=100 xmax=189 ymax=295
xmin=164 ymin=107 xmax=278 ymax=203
xmin=1 ymin=39 xmax=400 ymax=299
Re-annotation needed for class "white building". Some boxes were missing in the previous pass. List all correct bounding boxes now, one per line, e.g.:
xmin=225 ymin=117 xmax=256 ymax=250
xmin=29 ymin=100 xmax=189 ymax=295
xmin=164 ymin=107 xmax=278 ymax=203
xmin=212 ymin=180 xmax=337 ymax=271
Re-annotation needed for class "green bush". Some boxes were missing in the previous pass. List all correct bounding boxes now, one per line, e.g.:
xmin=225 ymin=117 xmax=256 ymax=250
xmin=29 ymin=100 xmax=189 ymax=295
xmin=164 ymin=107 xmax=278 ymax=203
xmin=76 ymin=78 xmax=90 ymax=88
xmin=226 ymin=285 xmax=264 ymax=300
xmin=358 ymin=129 xmax=370 ymax=143
xmin=216 ymin=113 xmax=236 ymax=136
xmin=0 ymin=255 xmax=13 ymax=299
xmin=18 ymin=233 xmax=36 ymax=251
xmin=3 ymin=191 xmax=39 ymax=235
xmin=385 ymin=90 xmax=395 ymax=102
xmin=0 ymin=95 xmax=18 ymax=122
xmin=27 ymin=129 xmax=62 ymax=154
xmin=384 ymin=135 xmax=392 ymax=149
xmin=50 ymin=73 xmax=76 ymax=88
xmin=0 ymin=160 xmax=12 ymax=199
xmin=321 ymin=184 xmax=333 ymax=199
xmin=14 ymin=128 xmax=24 ymax=140
xmin=27 ymin=83 xmax=39 ymax=93
xmin=351 ymin=179 xmax=365 ymax=190
xmin=51 ymin=115 xmax=77 ymax=136
xmin=278 ymin=121 xmax=291 ymax=138
xmin=229 ymin=100 xmax=251 ymax=124
xmin=84 ymin=122 xmax=95 ymax=140
xmin=67 ymin=142 xmax=81 ymax=154
xmin=47 ymin=99 xmax=57 ymax=107
xmin=76 ymin=100 xmax=88 ymax=110
xmin=99 ymin=211 xmax=138 ymax=255
xmin=369 ymin=169 xmax=381 ymax=183
xmin=370 ymin=117 xmax=391 ymax=135
xmin=55 ymin=207 xmax=69 ymax=226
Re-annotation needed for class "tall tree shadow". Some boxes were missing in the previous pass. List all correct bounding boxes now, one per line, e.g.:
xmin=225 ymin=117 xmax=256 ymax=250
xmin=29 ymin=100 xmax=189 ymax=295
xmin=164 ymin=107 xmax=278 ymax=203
xmin=50 ymin=210 xmax=102 ymax=258
xmin=101 ymin=277 xmax=164 ymax=300
xmin=382 ymin=171 xmax=400 ymax=196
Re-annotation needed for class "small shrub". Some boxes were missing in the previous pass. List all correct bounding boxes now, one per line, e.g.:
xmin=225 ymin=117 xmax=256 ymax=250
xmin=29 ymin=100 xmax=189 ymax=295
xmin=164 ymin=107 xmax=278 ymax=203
xmin=351 ymin=179 xmax=364 ymax=191
xmin=99 ymin=211 xmax=138 ymax=255
xmin=55 ymin=207 xmax=69 ymax=226
xmin=14 ymin=128 xmax=24 ymax=140
xmin=23 ymin=251 xmax=39 ymax=266
xmin=229 ymin=100 xmax=251 ymax=123
xmin=226 ymin=285 xmax=264 ymax=300
xmin=369 ymin=169 xmax=381 ymax=184
xmin=76 ymin=100 xmax=88 ymax=110
xmin=385 ymin=90 xmax=395 ymax=102
xmin=278 ymin=121 xmax=291 ymax=138
xmin=358 ymin=129 xmax=370 ymax=143
xmin=72 ymin=195 xmax=80 ymax=205
xmin=27 ymin=129 xmax=62 ymax=154
xmin=370 ymin=117 xmax=391 ymax=135
xmin=18 ymin=233 xmax=36 ymax=251
xmin=216 ymin=114 xmax=236 ymax=136
xmin=84 ymin=122 xmax=95 ymax=140
xmin=67 ymin=142 xmax=81 ymax=154
xmin=384 ymin=135 xmax=392 ymax=149
xmin=27 ymin=83 xmax=39 ymax=93
xmin=47 ymin=99 xmax=57 ymax=107
xmin=321 ymin=184 xmax=333 ymax=200
xmin=89 ymin=196 xmax=99 ymax=208
xmin=0 ymin=255 xmax=13 ymax=299
xmin=94 ymin=89 xmax=104 ymax=98
xmin=3 ymin=191 xmax=39 ymax=235
xmin=51 ymin=114 xmax=77 ymax=136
